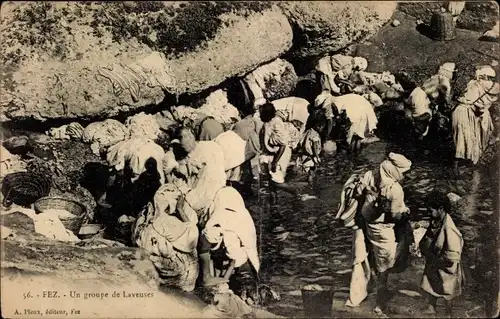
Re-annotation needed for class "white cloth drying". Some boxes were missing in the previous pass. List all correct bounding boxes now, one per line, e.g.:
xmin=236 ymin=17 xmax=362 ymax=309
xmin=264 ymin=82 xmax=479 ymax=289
xmin=125 ymin=112 xmax=162 ymax=140
xmin=82 ymin=119 xmax=130 ymax=155
xmin=106 ymin=138 xmax=165 ymax=183
xmin=2 ymin=207 xmax=80 ymax=242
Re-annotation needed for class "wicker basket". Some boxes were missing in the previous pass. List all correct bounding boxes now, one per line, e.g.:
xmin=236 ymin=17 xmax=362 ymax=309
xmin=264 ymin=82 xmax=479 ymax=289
xmin=1 ymin=172 xmax=51 ymax=207
xmin=430 ymin=12 xmax=456 ymax=41
xmin=34 ymin=197 xmax=87 ymax=235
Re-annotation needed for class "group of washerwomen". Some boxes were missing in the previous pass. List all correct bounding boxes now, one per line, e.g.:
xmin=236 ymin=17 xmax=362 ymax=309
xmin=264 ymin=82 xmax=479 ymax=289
xmin=337 ymin=152 xmax=466 ymax=317
xmin=328 ymin=58 xmax=499 ymax=316
xmin=93 ymin=53 xmax=498 ymax=307
xmin=308 ymin=53 xmax=499 ymax=179
xmin=92 ymin=53 xmax=385 ymax=296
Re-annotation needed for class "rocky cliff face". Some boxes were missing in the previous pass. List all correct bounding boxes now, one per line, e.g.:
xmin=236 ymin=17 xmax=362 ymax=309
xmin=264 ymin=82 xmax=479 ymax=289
xmin=0 ymin=2 xmax=292 ymax=122
xmin=0 ymin=1 xmax=398 ymax=122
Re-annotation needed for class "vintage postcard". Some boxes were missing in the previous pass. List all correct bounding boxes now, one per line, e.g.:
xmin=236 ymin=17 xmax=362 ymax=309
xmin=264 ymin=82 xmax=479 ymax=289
xmin=1 ymin=1 xmax=499 ymax=318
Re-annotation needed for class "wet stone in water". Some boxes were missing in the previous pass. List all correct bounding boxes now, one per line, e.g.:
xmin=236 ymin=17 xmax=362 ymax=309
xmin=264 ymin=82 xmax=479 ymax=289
xmin=335 ymin=269 xmax=352 ymax=275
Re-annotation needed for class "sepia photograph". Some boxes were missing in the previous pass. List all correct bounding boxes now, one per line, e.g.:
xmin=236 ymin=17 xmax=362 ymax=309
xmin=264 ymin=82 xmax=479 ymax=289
xmin=0 ymin=1 xmax=499 ymax=318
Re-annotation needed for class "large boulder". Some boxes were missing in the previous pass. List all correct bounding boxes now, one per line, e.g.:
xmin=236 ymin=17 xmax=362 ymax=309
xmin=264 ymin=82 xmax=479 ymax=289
xmin=280 ymin=1 xmax=397 ymax=58
xmin=0 ymin=2 xmax=293 ymax=122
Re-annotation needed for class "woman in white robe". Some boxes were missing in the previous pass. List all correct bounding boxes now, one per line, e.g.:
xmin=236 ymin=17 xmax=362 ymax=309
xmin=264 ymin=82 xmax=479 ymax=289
xmin=452 ymin=66 xmax=500 ymax=176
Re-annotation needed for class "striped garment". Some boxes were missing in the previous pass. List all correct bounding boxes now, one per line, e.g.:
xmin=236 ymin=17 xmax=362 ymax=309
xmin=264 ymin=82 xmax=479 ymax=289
xmin=97 ymin=63 xmax=145 ymax=102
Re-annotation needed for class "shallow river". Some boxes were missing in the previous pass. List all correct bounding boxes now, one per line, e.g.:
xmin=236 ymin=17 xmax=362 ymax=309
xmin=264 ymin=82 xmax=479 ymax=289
xmin=244 ymin=139 xmax=493 ymax=318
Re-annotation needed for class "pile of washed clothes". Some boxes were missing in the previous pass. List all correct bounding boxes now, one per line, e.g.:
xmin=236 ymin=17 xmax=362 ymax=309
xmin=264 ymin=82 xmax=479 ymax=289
xmin=45 ymin=89 xmax=240 ymax=157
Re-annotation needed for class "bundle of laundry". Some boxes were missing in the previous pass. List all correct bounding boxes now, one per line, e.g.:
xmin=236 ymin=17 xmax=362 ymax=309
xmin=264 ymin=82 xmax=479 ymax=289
xmin=197 ymin=90 xmax=241 ymax=128
xmin=46 ymin=122 xmax=85 ymax=141
xmin=153 ymin=110 xmax=177 ymax=131
xmin=243 ymin=58 xmax=298 ymax=107
xmin=82 ymin=119 xmax=130 ymax=155
xmin=106 ymin=137 xmax=165 ymax=184
xmin=335 ymin=170 xmax=374 ymax=229
xmin=315 ymin=54 xmax=368 ymax=94
xmin=351 ymin=71 xmax=405 ymax=101
xmin=5 ymin=207 xmax=80 ymax=242
xmin=171 ymin=105 xmax=200 ymax=124
xmin=125 ymin=112 xmax=162 ymax=141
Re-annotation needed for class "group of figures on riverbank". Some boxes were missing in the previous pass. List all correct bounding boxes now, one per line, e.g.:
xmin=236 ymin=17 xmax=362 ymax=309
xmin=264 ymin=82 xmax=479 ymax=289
xmin=40 ymin=46 xmax=492 ymax=316
xmin=1 ymin=45 xmax=498 ymax=319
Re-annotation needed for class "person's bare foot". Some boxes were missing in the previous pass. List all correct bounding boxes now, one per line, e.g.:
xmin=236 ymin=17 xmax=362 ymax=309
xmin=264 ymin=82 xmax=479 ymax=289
xmin=373 ymin=306 xmax=388 ymax=317
xmin=202 ymin=276 xmax=228 ymax=287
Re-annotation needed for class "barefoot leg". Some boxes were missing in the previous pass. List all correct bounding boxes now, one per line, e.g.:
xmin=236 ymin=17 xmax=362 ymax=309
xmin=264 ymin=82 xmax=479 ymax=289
xmin=375 ymin=271 xmax=389 ymax=310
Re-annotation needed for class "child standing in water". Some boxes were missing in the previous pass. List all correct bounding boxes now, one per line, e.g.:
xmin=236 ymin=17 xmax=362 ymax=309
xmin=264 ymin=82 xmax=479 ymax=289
xmin=420 ymin=191 xmax=465 ymax=316
xmin=296 ymin=110 xmax=326 ymax=186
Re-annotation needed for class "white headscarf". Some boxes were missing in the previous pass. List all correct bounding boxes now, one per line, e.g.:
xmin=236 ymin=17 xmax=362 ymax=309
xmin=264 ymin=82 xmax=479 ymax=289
xmin=353 ymin=57 xmax=368 ymax=71
xmin=153 ymin=183 xmax=182 ymax=216
xmin=379 ymin=152 xmax=412 ymax=188
xmin=314 ymin=91 xmax=334 ymax=109
xmin=438 ymin=62 xmax=456 ymax=80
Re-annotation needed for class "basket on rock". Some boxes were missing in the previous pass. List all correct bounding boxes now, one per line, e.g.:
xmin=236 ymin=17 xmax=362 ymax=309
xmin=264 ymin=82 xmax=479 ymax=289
xmin=34 ymin=197 xmax=87 ymax=235
xmin=1 ymin=172 xmax=51 ymax=207
xmin=430 ymin=12 xmax=456 ymax=41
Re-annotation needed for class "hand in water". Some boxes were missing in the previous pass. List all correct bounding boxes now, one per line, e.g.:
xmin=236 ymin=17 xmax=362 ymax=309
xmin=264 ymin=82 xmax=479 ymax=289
xmin=373 ymin=307 xmax=388 ymax=317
